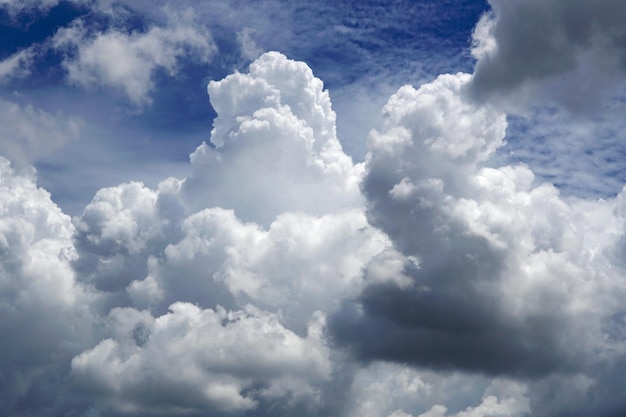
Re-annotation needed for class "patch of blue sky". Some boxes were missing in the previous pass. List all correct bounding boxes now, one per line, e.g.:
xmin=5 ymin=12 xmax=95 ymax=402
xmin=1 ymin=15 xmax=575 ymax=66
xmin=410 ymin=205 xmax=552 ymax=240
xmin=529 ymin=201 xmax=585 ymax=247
xmin=492 ymin=108 xmax=626 ymax=199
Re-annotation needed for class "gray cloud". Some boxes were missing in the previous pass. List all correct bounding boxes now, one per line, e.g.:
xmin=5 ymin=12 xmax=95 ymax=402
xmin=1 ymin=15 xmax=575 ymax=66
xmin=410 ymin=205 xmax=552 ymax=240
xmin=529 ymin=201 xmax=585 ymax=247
xmin=329 ymin=69 xmax=626 ymax=396
xmin=0 ymin=156 xmax=96 ymax=416
xmin=470 ymin=0 xmax=626 ymax=110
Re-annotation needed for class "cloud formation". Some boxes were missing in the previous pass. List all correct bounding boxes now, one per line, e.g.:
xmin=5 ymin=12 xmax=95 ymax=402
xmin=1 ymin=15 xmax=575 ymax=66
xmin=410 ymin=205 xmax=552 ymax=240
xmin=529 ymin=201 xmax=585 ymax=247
xmin=60 ymin=52 xmax=387 ymax=416
xmin=53 ymin=10 xmax=215 ymax=104
xmin=184 ymin=51 xmax=363 ymax=226
xmin=328 ymin=57 xmax=626 ymax=416
xmin=3 ymin=2 xmax=626 ymax=416
xmin=0 ymin=156 xmax=93 ymax=416
xmin=0 ymin=99 xmax=81 ymax=170
xmin=470 ymin=0 xmax=626 ymax=109
xmin=72 ymin=303 xmax=331 ymax=415
xmin=0 ymin=48 xmax=36 ymax=82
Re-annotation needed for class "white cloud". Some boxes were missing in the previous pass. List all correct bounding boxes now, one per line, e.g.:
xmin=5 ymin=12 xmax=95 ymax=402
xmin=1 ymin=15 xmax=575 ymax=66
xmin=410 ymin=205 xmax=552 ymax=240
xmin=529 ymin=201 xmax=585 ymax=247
xmin=390 ymin=410 xmax=416 ymax=417
xmin=0 ymin=156 xmax=94 ymax=415
xmin=0 ymin=48 xmax=36 ymax=82
xmin=71 ymin=303 xmax=331 ymax=415
xmin=0 ymin=99 xmax=82 ymax=170
xmin=62 ymin=52 xmax=387 ymax=416
xmin=413 ymin=381 xmax=529 ymax=417
xmin=132 ymin=207 xmax=387 ymax=331
xmin=184 ymin=52 xmax=364 ymax=226
xmin=53 ymin=10 xmax=215 ymax=104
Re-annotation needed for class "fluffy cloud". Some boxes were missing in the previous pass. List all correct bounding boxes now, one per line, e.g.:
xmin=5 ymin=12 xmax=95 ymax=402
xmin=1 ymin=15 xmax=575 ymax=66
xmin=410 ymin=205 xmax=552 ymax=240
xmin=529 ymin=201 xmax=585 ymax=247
xmin=4 ymin=10 xmax=626 ymax=414
xmin=53 ymin=10 xmax=215 ymax=104
xmin=329 ymin=67 xmax=626 ymax=414
xmin=184 ymin=51 xmax=363 ymax=226
xmin=0 ymin=157 xmax=94 ymax=416
xmin=63 ymin=52 xmax=387 ymax=416
xmin=349 ymin=362 xmax=530 ymax=417
xmin=72 ymin=303 xmax=331 ymax=415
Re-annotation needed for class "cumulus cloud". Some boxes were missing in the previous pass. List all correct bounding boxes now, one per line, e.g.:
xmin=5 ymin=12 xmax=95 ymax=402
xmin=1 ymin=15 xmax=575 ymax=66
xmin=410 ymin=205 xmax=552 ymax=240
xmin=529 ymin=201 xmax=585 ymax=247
xmin=329 ymin=67 xmax=626 ymax=414
xmin=58 ymin=52 xmax=388 ymax=416
xmin=470 ymin=0 xmax=626 ymax=109
xmin=72 ymin=303 xmax=331 ymax=415
xmin=0 ymin=156 xmax=94 ymax=416
xmin=4 ymin=9 xmax=626 ymax=414
xmin=53 ymin=10 xmax=215 ymax=104
xmin=184 ymin=51 xmax=364 ymax=226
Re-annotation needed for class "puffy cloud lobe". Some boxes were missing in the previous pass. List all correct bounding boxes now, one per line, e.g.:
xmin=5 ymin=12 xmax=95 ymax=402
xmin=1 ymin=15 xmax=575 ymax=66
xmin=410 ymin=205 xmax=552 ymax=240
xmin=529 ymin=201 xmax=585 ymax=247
xmin=72 ymin=180 xmax=183 ymax=295
xmin=129 ymin=207 xmax=387 ymax=331
xmin=71 ymin=303 xmax=331 ymax=415
xmin=412 ymin=380 xmax=529 ymax=417
xmin=470 ymin=0 xmax=626 ymax=109
xmin=349 ymin=362 xmax=531 ymax=417
xmin=72 ymin=52 xmax=382 ymax=316
xmin=53 ymin=10 xmax=215 ymax=104
xmin=185 ymin=52 xmax=363 ymax=226
xmin=0 ymin=157 xmax=93 ymax=415
xmin=329 ymin=70 xmax=626 ymax=385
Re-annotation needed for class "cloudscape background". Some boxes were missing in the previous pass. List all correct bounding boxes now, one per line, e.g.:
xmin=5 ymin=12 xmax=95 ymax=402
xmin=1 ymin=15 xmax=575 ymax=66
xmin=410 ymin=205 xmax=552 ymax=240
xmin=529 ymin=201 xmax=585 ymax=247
xmin=1 ymin=1 xmax=626 ymax=416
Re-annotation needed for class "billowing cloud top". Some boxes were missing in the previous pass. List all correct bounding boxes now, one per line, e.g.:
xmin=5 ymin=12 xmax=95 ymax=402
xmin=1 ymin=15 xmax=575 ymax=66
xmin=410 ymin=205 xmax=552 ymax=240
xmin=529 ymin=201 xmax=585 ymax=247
xmin=2 ymin=2 xmax=626 ymax=417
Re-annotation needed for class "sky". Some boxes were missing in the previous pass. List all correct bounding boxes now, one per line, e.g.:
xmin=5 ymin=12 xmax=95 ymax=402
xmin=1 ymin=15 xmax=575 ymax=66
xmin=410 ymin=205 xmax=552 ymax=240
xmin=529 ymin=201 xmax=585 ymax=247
xmin=1 ymin=1 xmax=626 ymax=416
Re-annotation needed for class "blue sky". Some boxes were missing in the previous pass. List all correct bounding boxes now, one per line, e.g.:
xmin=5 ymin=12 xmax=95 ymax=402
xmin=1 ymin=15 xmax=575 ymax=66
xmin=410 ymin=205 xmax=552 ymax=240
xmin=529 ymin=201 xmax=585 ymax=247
xmin=2 ymin=1 xmax=626 ymax=417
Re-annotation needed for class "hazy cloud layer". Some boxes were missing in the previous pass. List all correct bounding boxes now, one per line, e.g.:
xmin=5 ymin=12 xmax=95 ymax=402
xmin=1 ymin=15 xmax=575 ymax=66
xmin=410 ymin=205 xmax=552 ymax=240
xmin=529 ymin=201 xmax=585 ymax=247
xmin=0 ymin=99 xmax=81 ymax=170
